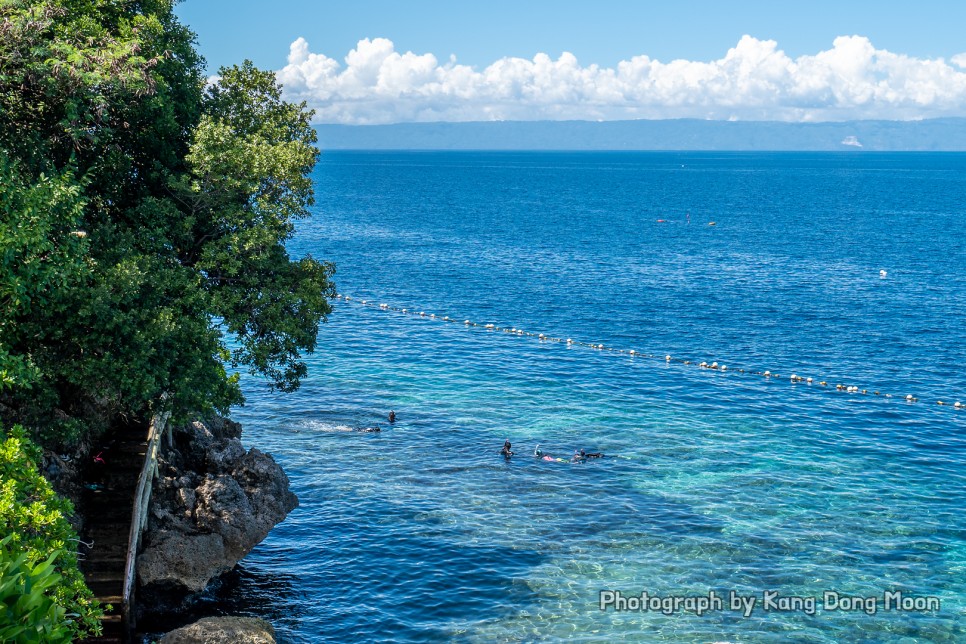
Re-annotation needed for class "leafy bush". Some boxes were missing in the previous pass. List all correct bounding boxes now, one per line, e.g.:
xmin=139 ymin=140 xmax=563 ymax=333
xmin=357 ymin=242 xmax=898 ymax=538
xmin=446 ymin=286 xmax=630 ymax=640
xmin=0 ymin=537 xmax=70 ymax=643
xmin=0 ymin=425 xmax=103 ymax=640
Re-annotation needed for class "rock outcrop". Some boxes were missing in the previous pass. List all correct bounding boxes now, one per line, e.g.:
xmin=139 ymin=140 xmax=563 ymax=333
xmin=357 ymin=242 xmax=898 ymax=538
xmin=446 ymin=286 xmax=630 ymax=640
xmin=137 ymin=417 xmax=297 ymax=614
xmin=159 ymin=616 xmax=276 ymax=643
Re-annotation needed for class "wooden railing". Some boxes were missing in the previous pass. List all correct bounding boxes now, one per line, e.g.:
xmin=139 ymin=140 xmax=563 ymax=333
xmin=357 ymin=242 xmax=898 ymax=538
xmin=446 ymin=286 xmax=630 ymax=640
xmin=120 ymin=409 xmax=171 ymax=627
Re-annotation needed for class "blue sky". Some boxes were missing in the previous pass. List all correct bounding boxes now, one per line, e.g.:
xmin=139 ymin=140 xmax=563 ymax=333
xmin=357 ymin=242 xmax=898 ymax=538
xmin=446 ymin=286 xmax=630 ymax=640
xmin=175 ymin=1 xmax=966 ymax=123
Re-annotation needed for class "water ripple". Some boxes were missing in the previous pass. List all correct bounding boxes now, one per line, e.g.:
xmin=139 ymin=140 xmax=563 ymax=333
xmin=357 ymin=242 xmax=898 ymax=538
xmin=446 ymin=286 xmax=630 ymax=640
xmin=224 ymin=152 xmax=965 ymax=643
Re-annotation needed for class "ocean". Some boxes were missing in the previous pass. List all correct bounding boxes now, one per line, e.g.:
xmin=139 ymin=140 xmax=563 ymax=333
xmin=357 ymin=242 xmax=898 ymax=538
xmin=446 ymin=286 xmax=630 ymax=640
xmin=210 ymin=151 xmax=965 ymax=642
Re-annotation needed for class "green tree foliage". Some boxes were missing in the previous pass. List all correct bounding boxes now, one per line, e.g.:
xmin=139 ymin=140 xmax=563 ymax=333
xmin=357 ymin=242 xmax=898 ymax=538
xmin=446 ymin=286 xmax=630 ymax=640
xmin=0 ymin=1 xmax=335 ymax=444
xmin=0 ymin=157 xmax=89 ymax=395
xmin=184 ymin=62 xmax=333 ymax=391
xmin=0 ymin=425 xmax=103 ymax=640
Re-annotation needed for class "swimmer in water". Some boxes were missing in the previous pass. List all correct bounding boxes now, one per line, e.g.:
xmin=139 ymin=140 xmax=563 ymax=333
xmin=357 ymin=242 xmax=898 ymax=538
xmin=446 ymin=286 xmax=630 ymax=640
xmin=572 ymin=449 xmax=605 ymax=463
xmin=501 ymin=440 xmax=514 ymax=458
xmin=534 ymin=444 xmax=558 ymax=460
xmin=388 ymin=410 xmax=396 ymax=424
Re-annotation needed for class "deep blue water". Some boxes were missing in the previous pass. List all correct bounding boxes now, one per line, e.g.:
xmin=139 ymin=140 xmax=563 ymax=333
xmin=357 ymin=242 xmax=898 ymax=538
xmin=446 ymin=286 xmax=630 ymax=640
xmin=228 ymin=152 xmax=964 ymax=642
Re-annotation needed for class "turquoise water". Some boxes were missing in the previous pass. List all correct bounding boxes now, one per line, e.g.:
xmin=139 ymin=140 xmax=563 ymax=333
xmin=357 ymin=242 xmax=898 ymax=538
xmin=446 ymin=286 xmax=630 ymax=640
xmin=228 ymin=152 xmax=964 ymax=642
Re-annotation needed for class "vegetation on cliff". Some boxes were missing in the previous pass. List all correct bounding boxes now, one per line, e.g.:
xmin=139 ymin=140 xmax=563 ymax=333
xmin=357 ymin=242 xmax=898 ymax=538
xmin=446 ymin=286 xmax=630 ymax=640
xmin=0 ymin=0 xmax=333 ymax=636
xmin=0 ymin=425 xmax=103 ymax=640
xmin=0 ymin=0 xmax=335 ymax=447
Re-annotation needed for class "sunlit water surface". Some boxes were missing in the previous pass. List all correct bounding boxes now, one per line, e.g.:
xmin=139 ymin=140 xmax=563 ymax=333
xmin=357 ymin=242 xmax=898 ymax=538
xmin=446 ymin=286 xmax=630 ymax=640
xmin=200 ymin=152 xmax=963 ymax=642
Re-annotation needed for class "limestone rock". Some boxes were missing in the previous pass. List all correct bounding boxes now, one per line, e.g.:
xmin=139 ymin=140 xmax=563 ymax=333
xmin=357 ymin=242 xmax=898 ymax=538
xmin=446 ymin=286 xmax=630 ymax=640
xmin=159 ymin=616 xmax=275 ymax=643
xmin=137 ymin=417 xmax=297 ymax=615
xmin=137 ymin=532 xmax=226 ymax=594
xmin=206 ymin=438 xmax=246 ymax=471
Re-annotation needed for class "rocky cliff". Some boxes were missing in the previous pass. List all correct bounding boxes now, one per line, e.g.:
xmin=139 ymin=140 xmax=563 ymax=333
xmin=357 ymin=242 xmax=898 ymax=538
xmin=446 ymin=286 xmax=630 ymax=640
xmin=136 ymin=417 xmax=297 ymax=615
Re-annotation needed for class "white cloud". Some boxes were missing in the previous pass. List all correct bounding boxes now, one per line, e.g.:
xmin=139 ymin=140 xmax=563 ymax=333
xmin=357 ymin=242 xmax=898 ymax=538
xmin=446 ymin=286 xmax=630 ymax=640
xmin=277 ymin=36 xmax=966 ymax=124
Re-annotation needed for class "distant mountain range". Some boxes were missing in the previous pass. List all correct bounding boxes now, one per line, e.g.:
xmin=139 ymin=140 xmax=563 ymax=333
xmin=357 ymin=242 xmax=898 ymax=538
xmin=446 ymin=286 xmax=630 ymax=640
xmin=315 ymin=118 xmax=966 ymax=151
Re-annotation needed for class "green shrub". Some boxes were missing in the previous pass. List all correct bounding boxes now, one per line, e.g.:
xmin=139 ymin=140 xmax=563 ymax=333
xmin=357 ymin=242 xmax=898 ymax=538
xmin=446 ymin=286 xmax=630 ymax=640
xmin=0 ymin=536 xmax=70 ymax=643
xmin=0 ymin=425 xmax=103 ymax=640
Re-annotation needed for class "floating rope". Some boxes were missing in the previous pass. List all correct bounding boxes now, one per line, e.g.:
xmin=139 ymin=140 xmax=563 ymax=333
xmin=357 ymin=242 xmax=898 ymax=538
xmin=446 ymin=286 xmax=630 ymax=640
xmin=333 ymin=295 xmax=964 ymax=413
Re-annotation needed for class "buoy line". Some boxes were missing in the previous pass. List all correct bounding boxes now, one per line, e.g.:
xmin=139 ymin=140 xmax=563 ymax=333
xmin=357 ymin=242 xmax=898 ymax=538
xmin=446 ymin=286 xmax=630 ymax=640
xmin=332 ymin=294 xmax=964 ymax=413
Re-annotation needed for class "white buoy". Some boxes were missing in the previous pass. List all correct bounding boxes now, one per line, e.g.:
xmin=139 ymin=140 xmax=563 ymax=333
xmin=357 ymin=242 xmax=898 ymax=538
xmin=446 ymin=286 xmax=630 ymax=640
xmin=666 ymin=355 xmax=671 ymax=361
xmin=721 ymin=365 xmax=727 ymax=371
xmin=806 ymin=377 xmax=813 ymax=384
xmin=711 ymin=362 xmax=718 ymax=369
xmin=880 ymin=269 xmax=887 ymax=278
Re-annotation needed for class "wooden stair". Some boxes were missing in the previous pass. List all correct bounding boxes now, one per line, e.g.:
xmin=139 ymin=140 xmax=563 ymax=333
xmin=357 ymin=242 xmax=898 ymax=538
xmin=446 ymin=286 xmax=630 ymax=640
xmin=79 ymin=421 xmax=149 ymax=643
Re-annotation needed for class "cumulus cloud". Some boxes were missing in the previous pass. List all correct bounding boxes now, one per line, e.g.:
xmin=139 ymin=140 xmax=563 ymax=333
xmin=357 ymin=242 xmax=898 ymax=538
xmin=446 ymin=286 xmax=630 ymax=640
xmin=277 ymin=36 xmax=966 ymax=124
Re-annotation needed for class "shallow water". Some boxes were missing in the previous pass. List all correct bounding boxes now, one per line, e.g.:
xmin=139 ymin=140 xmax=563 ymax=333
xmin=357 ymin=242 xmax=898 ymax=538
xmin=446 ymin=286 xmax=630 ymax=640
xmin=223 ymin=152 xmax=963 ymax=642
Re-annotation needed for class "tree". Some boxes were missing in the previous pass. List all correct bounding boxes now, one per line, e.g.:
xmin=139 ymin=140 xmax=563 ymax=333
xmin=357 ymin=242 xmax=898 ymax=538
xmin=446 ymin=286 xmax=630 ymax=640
xmin=0 ymin=157 xmax=89 ymax=396
xmin=0 ymin=0 xmax=335 ymax=445
xmin=184 ymin=62 xmax=334 ymax=391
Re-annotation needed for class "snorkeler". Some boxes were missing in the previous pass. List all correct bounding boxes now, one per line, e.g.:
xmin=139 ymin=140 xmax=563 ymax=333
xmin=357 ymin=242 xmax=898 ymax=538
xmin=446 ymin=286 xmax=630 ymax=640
xmin=501 ymin=439 xmax=514 ymax=458
xmin=534 ymin=445 xmax=559 ymax=461
xmin=572 ymin=449 xmax=605 ymax=463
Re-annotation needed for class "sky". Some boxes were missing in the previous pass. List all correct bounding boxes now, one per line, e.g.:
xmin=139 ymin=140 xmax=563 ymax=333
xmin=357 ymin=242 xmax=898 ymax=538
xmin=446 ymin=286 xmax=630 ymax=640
xmin=175 ymin=1 xmax=966 ymax=124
